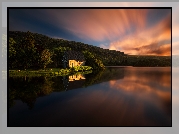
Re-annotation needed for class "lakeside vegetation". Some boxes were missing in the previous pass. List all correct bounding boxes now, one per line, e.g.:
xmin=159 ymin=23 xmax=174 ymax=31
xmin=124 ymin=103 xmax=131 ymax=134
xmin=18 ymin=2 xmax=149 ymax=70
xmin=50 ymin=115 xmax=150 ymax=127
xmin=9 ymin=66 xmax=93 ymax=77
xmin=8 ymin=31 xmax=171 ymax=73
xmin=9 ymin=31 xmax=124 ymax=70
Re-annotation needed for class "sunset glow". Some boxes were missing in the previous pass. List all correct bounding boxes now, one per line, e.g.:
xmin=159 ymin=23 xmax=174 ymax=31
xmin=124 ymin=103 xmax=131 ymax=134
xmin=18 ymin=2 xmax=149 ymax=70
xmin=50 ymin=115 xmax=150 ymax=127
xmin=9 ymin=8 xmax=171 ymax=56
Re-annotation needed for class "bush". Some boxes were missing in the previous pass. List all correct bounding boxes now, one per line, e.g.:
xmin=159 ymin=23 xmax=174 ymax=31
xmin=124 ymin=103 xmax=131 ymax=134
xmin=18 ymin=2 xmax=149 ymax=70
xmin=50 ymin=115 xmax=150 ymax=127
xmin=82 ymin=51 xmax=105 ymax=69
xmin=70 ymin=66 xmax=93 ymax=72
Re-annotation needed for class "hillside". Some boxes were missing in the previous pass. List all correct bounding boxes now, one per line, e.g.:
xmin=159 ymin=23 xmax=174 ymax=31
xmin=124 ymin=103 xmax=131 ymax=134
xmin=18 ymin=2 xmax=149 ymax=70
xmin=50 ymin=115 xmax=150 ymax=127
xmin=8 ymin=31 xmax=171 ymax=69
xmin=126 ymin=55 xmax=171 ymax=67
xmin=9 ymin=31 xmax=126 ymax=69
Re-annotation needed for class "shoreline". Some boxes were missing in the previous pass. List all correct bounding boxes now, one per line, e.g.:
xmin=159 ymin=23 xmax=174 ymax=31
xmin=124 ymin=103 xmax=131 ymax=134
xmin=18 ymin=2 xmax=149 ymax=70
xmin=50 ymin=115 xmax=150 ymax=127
xmin=105 ymin=66 xmax=171 ymax=67
xmin=9 ymin=66 xmax=93 ymax=77
xmin=105 ymin=66 xmax=133 ymax=67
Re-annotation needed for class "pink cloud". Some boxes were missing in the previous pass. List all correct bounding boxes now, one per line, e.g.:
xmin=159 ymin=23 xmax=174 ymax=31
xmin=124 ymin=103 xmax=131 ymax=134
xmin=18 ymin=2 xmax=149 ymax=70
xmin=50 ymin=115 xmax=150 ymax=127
xmin=109 ymin=14 xmax=171 ymax=55
xmin=45 ymin=9 xmax=171 ymax=55
xmin=46 ymin=9 xmax=148 ymax=42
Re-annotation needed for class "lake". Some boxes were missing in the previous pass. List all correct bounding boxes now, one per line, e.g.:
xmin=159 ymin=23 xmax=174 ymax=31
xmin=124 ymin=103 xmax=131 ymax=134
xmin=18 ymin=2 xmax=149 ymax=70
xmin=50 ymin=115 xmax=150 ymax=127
xmin=8 ymin=67 xmax=171 ymax=127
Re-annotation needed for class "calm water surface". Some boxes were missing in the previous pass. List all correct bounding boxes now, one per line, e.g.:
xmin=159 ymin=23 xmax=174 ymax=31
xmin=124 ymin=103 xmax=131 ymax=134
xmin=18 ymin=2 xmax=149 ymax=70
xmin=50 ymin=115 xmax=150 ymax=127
xmin=8 ymin=67 xmax=171 ymax=126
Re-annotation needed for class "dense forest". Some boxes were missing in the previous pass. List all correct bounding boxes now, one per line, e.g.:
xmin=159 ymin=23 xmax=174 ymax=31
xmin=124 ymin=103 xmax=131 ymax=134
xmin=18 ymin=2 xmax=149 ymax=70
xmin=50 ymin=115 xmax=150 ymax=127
xmin=9 ymin=31 xmax=126 ymax=70
xmin=9 ymin=31 xmax=171 ymax=69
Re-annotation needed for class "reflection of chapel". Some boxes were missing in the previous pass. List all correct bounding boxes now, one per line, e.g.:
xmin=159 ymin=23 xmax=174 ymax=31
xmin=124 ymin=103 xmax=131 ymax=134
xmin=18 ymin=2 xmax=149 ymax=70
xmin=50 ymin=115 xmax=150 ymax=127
xmin=62 ymin=50 xmax=85 ymax=68
xmin=62 ymin=74 xmax=86 ymax=91
xmin=69 ymin=74 xmax=86 ymax=81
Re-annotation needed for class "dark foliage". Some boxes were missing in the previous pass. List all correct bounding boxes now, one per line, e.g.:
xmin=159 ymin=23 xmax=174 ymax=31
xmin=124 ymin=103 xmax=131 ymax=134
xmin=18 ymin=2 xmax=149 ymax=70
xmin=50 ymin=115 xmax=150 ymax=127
xmin=9 ymin=31 xmax=170 ymax=68
xmin=9 ymin=31 xmax=126 ymax=69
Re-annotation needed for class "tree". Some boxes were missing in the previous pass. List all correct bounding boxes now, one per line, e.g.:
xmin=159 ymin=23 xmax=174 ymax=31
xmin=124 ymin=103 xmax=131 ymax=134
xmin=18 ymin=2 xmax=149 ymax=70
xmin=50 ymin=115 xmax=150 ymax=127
xmin=82 ymin=51 xmax=105 ymax=70
xmin=52 ymin=46 xmax=71 ymax=67
xmin=15 ymin=31 xmax=39 ymax=69
xmin=9 ymin=31 xmax=129 ymax=68
xmin=40 ymin=49 xmax=52 ymax=69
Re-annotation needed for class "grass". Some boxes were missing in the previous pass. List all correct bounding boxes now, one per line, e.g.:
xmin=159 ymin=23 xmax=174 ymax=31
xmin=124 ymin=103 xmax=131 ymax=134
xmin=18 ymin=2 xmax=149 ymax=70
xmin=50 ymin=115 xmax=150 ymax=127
xmin=9 ymin=66 xmax=93 ymax=77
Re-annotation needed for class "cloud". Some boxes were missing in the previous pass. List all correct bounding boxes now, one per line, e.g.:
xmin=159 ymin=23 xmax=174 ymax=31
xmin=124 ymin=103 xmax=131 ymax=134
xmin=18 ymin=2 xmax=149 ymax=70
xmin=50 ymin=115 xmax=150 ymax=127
xmin=9 ymin=8 xmax=172 ymax=55
xmin=47 ymin=9 xmax=170 ymax=55
xmin=44 ymin=9 xmax=148 ymax=42
xmin=109 ymin=14 xmax=171 ymax=55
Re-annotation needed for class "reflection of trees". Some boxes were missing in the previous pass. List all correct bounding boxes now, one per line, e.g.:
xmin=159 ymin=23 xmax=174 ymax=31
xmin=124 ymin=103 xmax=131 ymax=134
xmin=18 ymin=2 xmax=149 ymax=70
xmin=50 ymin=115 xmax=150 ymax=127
xmin=84 ymin=70 xmax=105 ymax=87
xmin=52 ymin=76 xmax=65 ymax=92
xmin=41 ymin=77 xmax=54 ymax=95
xmin=9 ymin=76 xmax=54 ymax=109
xmin=9 ymin=67 xmax=125 ymax=109
xmin=84 ymin=67 xmax=124 ymax=87
xmin=9 ymin=89 xmax=16 ymax=108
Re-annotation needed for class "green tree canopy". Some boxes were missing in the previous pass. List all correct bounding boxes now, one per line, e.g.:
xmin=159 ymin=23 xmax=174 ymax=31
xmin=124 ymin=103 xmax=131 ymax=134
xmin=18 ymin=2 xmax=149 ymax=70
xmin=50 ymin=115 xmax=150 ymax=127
xmin=40 ymin=49 xmax=53 ymax=69
xmin=52 ymin=46 xmax=71 ymax=67
xmin=83 ymin=50 xmax=105 ymax=70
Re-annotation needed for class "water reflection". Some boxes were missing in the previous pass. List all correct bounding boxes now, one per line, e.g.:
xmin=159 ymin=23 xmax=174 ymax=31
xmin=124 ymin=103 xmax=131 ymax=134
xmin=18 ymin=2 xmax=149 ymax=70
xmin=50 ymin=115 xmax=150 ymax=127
xmin=107 ymin=67 xmax=171 ymax=126
xmin=62 ymin=75 xmax=86 ymax=91
xmin=9 ymin=76 xmax=54 ymax=109
xmin=69 ymin=74 xmax=85 ymax=81
xmin=8 ymin=67 xmax=171 ymax=126
xmin=9 ymin=68 xmax=125 ymax=109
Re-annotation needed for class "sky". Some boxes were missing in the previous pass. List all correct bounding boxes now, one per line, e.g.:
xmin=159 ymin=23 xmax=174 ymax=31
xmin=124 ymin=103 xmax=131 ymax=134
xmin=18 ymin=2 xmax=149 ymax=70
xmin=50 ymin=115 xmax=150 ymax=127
xmin=9 ymin=8 xmax=171 ymax=56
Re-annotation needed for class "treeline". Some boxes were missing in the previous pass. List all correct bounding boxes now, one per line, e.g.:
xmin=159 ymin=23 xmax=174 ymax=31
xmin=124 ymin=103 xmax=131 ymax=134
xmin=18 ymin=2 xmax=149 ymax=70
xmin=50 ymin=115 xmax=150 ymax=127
xmin=9 ymin=31 xmax=126 ymax=69
xmin=9 ymin=31 xmax=171 ymax=68
xmin=126 ymin=55 xmax=171 ymax=67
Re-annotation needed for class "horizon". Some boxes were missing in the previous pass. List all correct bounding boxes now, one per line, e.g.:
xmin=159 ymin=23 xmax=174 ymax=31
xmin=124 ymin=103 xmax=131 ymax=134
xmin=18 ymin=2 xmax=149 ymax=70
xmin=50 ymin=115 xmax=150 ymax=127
xmin=9 ymin=8 xmax=171 ymax=56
